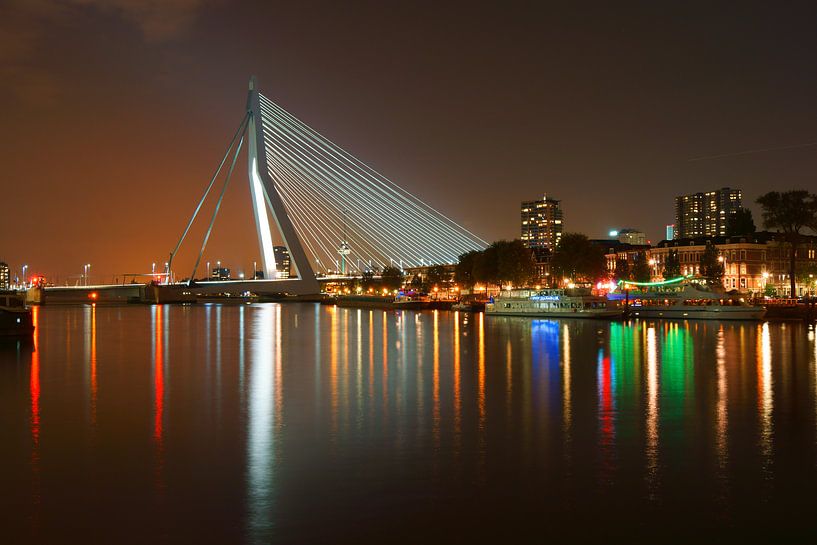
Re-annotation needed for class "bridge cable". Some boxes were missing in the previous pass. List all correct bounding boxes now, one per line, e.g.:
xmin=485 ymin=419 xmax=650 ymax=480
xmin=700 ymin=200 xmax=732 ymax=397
xmin=189 ymin=115 xmax=249 ymax=283
xmin=167 ymin=112 xmax=250 ymax=281
xmin=256 ymin=96 xmax=486 ymax=272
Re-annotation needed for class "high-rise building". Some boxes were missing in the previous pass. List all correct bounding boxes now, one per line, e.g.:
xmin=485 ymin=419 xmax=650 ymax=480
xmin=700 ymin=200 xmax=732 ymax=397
xmin=0 ymin=262 xmax=9 ymax=290
xmin=666 ymin=224 xmax=675 ymax=241
xmin=674 ymin=187 xmax=741 ymax=239
xmin=273 ymin=246 xmax=291 ymax=278
xmin=521 ymin=195 xmax=563 ymax=251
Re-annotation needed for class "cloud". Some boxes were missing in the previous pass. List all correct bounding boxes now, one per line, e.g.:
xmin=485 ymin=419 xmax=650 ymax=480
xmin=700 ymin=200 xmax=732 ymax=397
xmin=72 ymin=0 xmax=204 ymax=43
xmin=0 ymin=0 xmax=204 ymax=106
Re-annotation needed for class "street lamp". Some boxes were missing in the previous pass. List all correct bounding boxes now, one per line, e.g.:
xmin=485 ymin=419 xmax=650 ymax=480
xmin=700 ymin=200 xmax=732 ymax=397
xmin=87 ymin=263 xmax=91 ymax=286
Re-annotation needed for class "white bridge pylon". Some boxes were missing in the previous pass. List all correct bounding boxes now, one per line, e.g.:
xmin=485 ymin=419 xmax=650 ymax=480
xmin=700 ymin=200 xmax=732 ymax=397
xmin=169 ymin=77 xmax=487 ymax=293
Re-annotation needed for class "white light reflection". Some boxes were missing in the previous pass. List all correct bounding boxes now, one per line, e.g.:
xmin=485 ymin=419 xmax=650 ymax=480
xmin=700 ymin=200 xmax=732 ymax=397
xmin=758 ymin=323 xmax=773 ymax=463
xmin=247 ymin=304 xmax=280 ymax=540
xmin=715 ymin=325 xmax=728 ymax=490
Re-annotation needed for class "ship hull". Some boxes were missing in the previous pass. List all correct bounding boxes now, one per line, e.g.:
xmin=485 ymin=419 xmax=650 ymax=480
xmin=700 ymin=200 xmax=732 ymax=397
xmin=486 ymin=307 xmax=622 ymax=319
xmin=628 ymin=306 xmax=765 ymax=320
xmin=0 ymin=308 xmax=34 ymax=337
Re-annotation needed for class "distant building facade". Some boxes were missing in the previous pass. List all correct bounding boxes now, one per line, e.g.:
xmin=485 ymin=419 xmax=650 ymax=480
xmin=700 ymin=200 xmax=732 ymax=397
xmin=605 ymin=232 xmax=817 ymax=296
xmin=615 ymin=228 xmax=647 ymax=245
xmin=665 ymin=224 xmax=675 ymax=241
xmin=274 ymin=246 xmax=291 ymax=278
xmin=0 ymin=262 xmax=9 ymax=290
xmin=521 ymin=195 xmax=563 ymax=252
xmin=674 ymin=187 xmax=742 ymax=239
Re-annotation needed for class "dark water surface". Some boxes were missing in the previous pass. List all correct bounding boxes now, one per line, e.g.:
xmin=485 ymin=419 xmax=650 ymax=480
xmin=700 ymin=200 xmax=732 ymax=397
xmin=2 ymin=304 xmax=817 ymax=543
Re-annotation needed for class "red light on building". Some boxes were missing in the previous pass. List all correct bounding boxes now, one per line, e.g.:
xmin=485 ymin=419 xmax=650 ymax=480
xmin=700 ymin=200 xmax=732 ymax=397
xmin=89 ymin=292 xmax=99 ymax=300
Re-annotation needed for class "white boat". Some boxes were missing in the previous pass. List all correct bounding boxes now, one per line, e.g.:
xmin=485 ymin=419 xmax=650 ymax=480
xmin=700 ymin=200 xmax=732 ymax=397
xmin=485 ymin=288 xmax=623 ymax=319
xmin=615 ymin=284 xmax=765 ymax=320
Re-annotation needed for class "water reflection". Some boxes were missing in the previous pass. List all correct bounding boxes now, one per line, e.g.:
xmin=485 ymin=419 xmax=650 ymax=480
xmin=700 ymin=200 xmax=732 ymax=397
xmin=8 ymin=305 xmax=817 ymax=542
xmin=645 ymin=325 xmax=659 ymax=494
xmin=85 ymin=304 xmax=97 ymax=426
xmin=758 ymin=323 xmax=773 ymax=463
xmin=597 ymin=348 xmax=615 ymax=482
xmin=715 ymin=326 xmax=728 ymax=485
xmin=247 ymin=304 xmax=280 ymax=541
xmin=30 ymin=305 xmax=41 ymax=515
xmin=30 ymin=306 xmax=40 ymax=449
xmin=561 ymin=325 xmax=571 ymax=438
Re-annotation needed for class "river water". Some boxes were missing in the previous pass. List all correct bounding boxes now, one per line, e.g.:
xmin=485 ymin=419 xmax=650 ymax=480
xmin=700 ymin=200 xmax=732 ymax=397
xmin=2 ymin=304 xmax=817 ymax=543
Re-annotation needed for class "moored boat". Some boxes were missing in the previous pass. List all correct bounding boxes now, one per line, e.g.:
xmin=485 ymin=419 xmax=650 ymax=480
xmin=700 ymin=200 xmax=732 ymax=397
xmin=0 ymin=291 xmax=35 ymax=337
xmin=610 ymin=284 xmax=766 ymax=320
xmin=393 ymin=292 xmax=431 ymax=310
xmin=485 ymin=288 xmax=623 ymax=319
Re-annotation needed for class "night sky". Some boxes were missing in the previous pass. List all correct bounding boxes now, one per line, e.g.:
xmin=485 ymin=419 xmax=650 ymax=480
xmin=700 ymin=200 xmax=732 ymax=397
xmin=2 ymin=1 xmax=816 ymax=282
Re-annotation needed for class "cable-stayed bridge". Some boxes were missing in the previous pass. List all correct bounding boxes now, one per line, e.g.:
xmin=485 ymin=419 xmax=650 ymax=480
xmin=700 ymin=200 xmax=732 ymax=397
xmin=163 ymin=77 xmax=486 ymax=296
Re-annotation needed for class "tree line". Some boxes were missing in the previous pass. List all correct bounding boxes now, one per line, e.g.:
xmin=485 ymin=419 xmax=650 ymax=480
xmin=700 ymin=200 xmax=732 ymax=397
xmin=455 ymin=240 xmax=537 ymax=289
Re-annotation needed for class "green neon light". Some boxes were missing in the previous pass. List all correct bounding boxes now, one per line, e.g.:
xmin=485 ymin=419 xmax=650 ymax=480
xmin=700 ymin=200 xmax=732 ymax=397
xmin=617 ymin=274 xmax=693 ymax=287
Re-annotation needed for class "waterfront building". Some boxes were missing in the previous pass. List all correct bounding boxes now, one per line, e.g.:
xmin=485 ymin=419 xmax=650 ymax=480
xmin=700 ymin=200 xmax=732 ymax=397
xmin=674 ymin=187 xmax=742 ymax=239
xmin=0 ymin=262 xmax=9 ymax=290
xmin=605 ymin=232 xmax=817 ymax=296
xmin=601 ymin=241 xmax=652 ymax=274
xmin=274 ymin=246 xmax=291 ymax=278
xmin=521 ymin=195 xmax=563 ymax=252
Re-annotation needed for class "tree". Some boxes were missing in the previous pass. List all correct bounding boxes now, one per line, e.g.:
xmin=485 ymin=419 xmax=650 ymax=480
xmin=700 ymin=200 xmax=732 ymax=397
xmin=495 ymin=239 xmax=537 ymax=287
xmin=381 ymin=266 xmax=404 ymax=291
xmin=663 ymin=250 xmax=681 ymax=280
xmin=796 ymin=262 xmax=817 ymax=295
xmin=361 ymin=269 xmax=375 ymax=290
xmin=426 ymin=265 xmax=450 ymax=288
xmin=455 ymin=250 xmax=479 ymax=289
xmin=726 ymin=208 xmax=756 ymax=237
xmin=550 ymin=233 xmax=606 ymax=283
xmin=474 ymin=243 xmax=500 ymax=287
xmin=631 ymin=252 xmax=651 ymax=283
xmin=613 ymin=257 xmax=629 ymax=281
xmin=700 ymin=243 xmax=724 ymax=288
xmin=756 ymin=190 xmax=817 ymax=296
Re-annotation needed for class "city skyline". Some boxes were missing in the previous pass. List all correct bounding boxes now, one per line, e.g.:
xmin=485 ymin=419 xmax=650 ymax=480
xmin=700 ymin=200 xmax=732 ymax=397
xmin=2 ymin=2 xmax=817 ymax=278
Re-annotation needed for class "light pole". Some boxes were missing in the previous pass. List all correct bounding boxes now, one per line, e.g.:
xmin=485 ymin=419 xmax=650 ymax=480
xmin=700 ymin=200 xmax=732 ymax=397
xmin=718 ymin=255 xmax=726 ymax=289
xmin=86 ymin=263 xmax=91 ymax=286
xmin=22 ymin=264 xmax=28 ymax=288
xmin=253 ymin=261 xmax=257 ymax=279
xmin=206 ymin=261 xmax=210 ymax=280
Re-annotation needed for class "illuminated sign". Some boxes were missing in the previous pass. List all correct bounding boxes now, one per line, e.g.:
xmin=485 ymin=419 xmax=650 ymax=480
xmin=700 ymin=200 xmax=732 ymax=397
xmin=531 ymin=295 xmax=560 ymax=301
